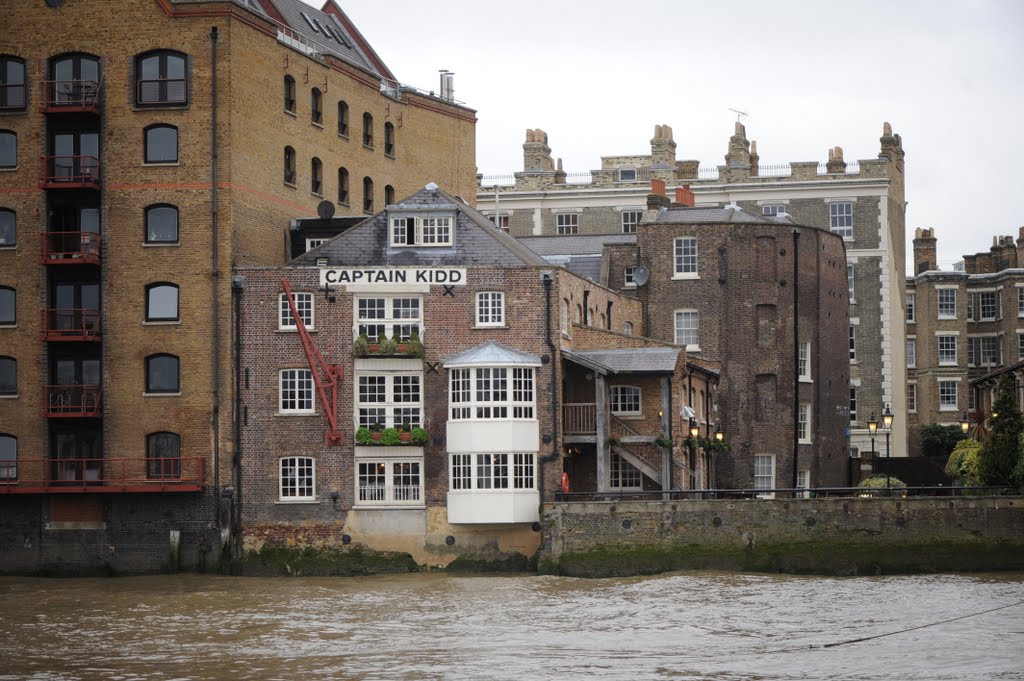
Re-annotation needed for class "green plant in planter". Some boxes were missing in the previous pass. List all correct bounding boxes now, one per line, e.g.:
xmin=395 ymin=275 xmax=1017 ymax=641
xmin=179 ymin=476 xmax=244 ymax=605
xmin=353 ymin=334 xmax=370 ymax=357
xmin=410 ymin=427 xmax=429 ymax=445
xmin=607 ymin=436 xmax=622 ymax=447
xmin=377 ymin=336 xmax=397 ymax=355
xmin=655 ymin=434 xmax=673 ymax=448
xmin=381 ymin=427 xmax=401 ymax=446
xmin=406 ymin=331 xmax=424 ymax=358
xmin=355 ymin=426 xmax=373 ymax=445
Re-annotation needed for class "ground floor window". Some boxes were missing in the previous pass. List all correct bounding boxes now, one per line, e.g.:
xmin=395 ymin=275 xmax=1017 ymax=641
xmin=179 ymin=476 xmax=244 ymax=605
xmin=280 ymin=456 xmax=315 ymax=500
xmin=754 ymin=454 xmax=775 ymax=497
xmin=356 ymin=455 xmax=423 ymax=506
xmin=610 ymin=452 xmax=641 ymax=489
xmin=449 ymin=452 xmax=536 ymax=490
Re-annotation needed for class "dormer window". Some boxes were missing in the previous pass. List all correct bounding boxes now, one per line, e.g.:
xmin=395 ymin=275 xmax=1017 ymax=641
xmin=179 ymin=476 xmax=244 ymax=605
xmin=389 ymin=213 xmax=454 ymax=247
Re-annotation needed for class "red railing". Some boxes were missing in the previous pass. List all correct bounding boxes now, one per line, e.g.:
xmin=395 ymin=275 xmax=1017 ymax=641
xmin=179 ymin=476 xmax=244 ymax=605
xmin=0 ymin=457 xmax=205 ymax=494
xmin=563 ymin=403 xmax=597 ymax=435
xmin=0 ymin=83 xmax=27 ymax=110
xmin=43 ymin=384 xmax=102 ymax=418
xmin=40 ymin=156 xmax=101 ymax=188
xmin=41 ymin=308 xmax=101 ymax=341
xmin=38 ymin=79 xmax=100 ymax=112
xmin=136 ymin=78 xmax=187 ymax=106
xmin=40 ymin=231 xmax=102 ymax=264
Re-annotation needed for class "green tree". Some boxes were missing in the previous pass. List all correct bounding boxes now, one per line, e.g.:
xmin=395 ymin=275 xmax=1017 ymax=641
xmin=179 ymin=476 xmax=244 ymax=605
xmin=979 ymin=373 xmax=1024 ymax=486
xmin=918 ymin=424 xmax=967 ymax=458
xmin=944 ymin=438 xmax=982 ymax=486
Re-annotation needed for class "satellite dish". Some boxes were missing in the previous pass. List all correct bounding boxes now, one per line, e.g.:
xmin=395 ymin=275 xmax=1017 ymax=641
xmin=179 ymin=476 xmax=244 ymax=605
xmin=632 ymin=265 xmax=650 ymax=287
xmin=317 ymin=200 xmax=335 ymax=220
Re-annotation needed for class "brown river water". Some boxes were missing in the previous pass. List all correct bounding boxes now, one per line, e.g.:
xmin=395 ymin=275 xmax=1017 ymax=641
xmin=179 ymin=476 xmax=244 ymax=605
xmin=1 ymin=572 xmax=1022 ymax=681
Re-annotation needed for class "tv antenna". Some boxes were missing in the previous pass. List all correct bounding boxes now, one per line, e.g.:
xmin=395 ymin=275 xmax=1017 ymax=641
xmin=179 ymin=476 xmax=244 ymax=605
xmin=729 ymin=108 xmax=748 ymax=122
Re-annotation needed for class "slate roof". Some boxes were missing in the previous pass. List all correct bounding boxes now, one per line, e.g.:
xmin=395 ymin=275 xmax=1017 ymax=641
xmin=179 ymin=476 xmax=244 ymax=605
xmin=563 ymin=348 xmax=681 ymax=375
xmin=290 ymin=185 xmax=550 ymax=268
xmin=443 ymin=342 xmax=542 ymax=367
xmin=656 ymin=206 xmax=802 ymax=226
xmin=517 ymin=234 xmax=636 ymax=257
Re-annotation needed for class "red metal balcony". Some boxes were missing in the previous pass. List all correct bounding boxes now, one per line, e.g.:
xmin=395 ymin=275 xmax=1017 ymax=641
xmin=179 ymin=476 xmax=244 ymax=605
xmin=41 ymin=231 xmax=102 ymax=264
xmin=0 ymin=456 xmax=205 ymax=494
xmin=136 ymin=78 xmax=187 ymax=106
xmin=41 ymin=308 xmax=101 ymax=341
xmin=40 ymin=156 xmax=101 ymax=189
xmin=39 ymin=79 xmax=100 ymax=113
xmin=43 ymin=384 xmax=102 ymax=418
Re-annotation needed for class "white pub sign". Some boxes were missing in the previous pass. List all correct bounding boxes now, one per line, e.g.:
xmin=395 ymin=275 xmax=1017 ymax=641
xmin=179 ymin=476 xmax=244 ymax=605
xmin=320 ymin=267 xmax=467 ymax=287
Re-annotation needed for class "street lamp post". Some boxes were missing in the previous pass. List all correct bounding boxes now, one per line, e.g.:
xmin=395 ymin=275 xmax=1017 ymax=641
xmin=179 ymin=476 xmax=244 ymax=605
xmin=882 ymin=403 xmax=894 ymax=492
xmin=688 ymin=418 xmax=700 ymax=495
xmin=960 ymin=411 xmax=971 ymax=436
xmin=867 ymin=413 xmax=878 ymax=485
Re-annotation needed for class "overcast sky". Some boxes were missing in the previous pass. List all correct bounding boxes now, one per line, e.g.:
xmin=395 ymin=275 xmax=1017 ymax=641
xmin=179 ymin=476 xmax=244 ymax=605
xmin=310 ymin=0 xmax=1024 ymax=270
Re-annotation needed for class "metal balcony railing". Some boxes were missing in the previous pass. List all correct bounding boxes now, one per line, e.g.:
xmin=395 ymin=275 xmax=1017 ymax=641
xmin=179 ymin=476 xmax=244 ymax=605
xmin=41 ymin=231 xmax=102 ymax=264
xmin=41 ymin=308 xmax=101 ymax=341
xmin=43 ymin=384 xmax=102 ymax=418
xmin=563 ymin=403 xmax=596 ymax=435
xmin=136 ymin=78 xmax=187 ymax=106
xmin=39 ymin=79 xmax=100 ymax=112
xmin=40 ymin=156 xmax=100 ymax=188
xmin=0 ymin=457 xmax=205 ymax=493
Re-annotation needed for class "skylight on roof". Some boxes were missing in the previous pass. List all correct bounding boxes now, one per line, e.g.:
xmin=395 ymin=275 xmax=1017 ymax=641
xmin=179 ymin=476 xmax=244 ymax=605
xmin=300 ymin=12 xmax=319 ymax=33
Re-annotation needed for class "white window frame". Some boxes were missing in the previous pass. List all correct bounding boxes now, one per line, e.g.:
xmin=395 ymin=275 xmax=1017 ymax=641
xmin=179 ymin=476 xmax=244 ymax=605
xmin=610 ymin=452 xmax=642 ymax=490
xmin=1018 ymin=330 xmax=1024 ymax=361
xmin=560 ymin=300 xmax=569 ymax=336
xmin=279 ymin=456 xmax=315 ymax=500
xmin=754 ymin=454 xmax=775 ymax=498
xmin=847 ymin=264 xmax=855 ymax=304
xmin=356 ymin=370 xmax=422 ymax=429
xmin=937 ymin=334 xmax=958 ymax=366
xmin=624 ymin=266 xmax=636 ymax=288
xmin=849 ymin=324 xmax=857 ymax=362
xmin=796 ymin=469 xmax=810 ymax=499
xmin=907 ymin=382 xmax=917 ymax=413
xmin=305 ymin=238 xmax=328 ymax=251
xmin=849 ymin=386 xmax=858 ymax=423
xmin=449 ymin=366 xmax=536 ymax=421
xmin=475 ymin=291 xmax=505 ymax=327
xmin=389 ymin=213 xmax=454 ymax=247
xmin=762 ymin=204 xmax=786 ymax=216
xmin=979 ymin=291 xmax=997 ymax=321
xmin=938 ymin=379 xmax=959 ymax=412
xmin=798 ymin=402 xmax=811 ymax=443
xmin=1017 ymin=286 xmax=1024 ymax=318
xmin=798 ymin=341 xmax=811 ymax=381
xmin=617 ymin=168 xmax=637 ymax=182
xmin=621 ymin=210 xmax=642 ymax=233
xmin=279 ymin=368 xmax=314 ymax=414
xmin=355 ymin=453 xmax=424 ymax=507
xmin=449 ymin=452 xmax=536 ymax=491
xmin=623 ymin=321 xmax=633 ymax=336
xmin=279 ymin=291 xmax=314 ymax=331
xmin=829 ymin=201 xmax=853 ymax=238
xmin=673 ymin=237 xmax=698 ymax=278
xmin=355 ymin=295 xmax=422 ymax=342
xmin=906 ymin=337 xmax=916 ymax=368
xmin=556 ymin=213 xmax=579 ymax=235
xmin=674 ymin=309 xmax=699 ymax=350
xmin=906 ymin=292 xmax=915 ymax=322
xmin=610 ymin=385 xmax=642 ymax=416
xmin=979 ymin=335 xmax=999 ymax=367
xmin=937 ymin=288 xmax=957 ymax=319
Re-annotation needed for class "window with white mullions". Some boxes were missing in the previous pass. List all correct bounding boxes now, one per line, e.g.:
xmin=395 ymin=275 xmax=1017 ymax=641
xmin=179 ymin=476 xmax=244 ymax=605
xmin=754 ymin=454 xmax=775 ymax=496
xmin=357 ymin=373 xmax=421 ymax=428
xmin=280 ymin=456 xmax=315 ymax=499
xmin=356 ymin=296 xmax=421 ymax=341
xmin=279 ymin=369 xmax=314 ymax=413
xmin=621 ymin=210 xmax=642 ymax=233
xmin=829 ymin=202 xmax=853 ymax=238
xmin=448 ymin=452 xmax=536 ymax=490
xmin=610 ymin=453 xmax=641 ymax=489
xmin=279 ymin=292 xmax=313 ymax=330
xmin=356 ymin=459 xmax=422 ymax=505
xmin=556 ymin=213 xmax=578 ymax=235
xmin=449 ymin=367 xmax=535 ymax=420
xmin=674 ymin=237 xmax=698 ymax=276
xmin=390 ymin=215 xmax=453 ymax=247
xmin=476 ymin=292 xmax=505 ymax=326
xmin=979 ymin=292 xmax=997 ymax=320
xmin=610 ymin=385 xmax=641 ymax=415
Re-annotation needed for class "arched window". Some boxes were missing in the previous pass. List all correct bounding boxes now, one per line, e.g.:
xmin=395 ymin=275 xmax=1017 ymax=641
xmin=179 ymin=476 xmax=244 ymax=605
xmin=145 ymin=204 xmax=178 ymax=243
xmin=0 ymin=130 xmax=15 ymax=168
xmin=0 ymin=56 xmax=26 ymax=111
xmin=146 ymin=432 xmax=180 ymax=479
xmin=362 ymin=176 xmax=373 ymax=213
xmin=310 ymin=87 xmax=322 ymax=124
xmin=384 ymin=121 xmax=395 ymax=156
xmin=560 ymin=300 xmax=569 ymax=336
xmin=284 ymin=146 xmax=295 ymax=185
xmin=384 ymin=184 xmax=395 ymax=206
xmin=144 ymin=124 xmax=178 ymax=163
xmin=574 ymin=304 xmax=582 ymax=325
xmin=48 ymin=53 xmax=100 ymax=107
xmin=311 ymin=157 xmax=322 ymax=195
xmin=0 ymin=356 xmax=15 ymax=395
xmin=283 ymin=75 xmax=295 ymax=112
xmin=0 ymin=286 xmax=14 ymax=325
xmin=337 ymin=167 xmax=349 ymax=205
xmin=145 ymin=283 xmax=179 ymax=322
xmin=145 ymin=353 xmax=179 ymax=394
xmin=623 ymin=321 xmax=633 ymax=336
xmin=610 ymin=385 xmax=642 ymax=416
xmin=135 ymin=50 xmax=187 ymax=105
xmin=0 ymin=208 xmax=14 ymax=247
xmin=362 ymin=112 xmax=373 ymax=147
xmin=0 ymin=434 xmax=15 ymax=481
xmin=337 ymin=100 xmax=349 ymax=136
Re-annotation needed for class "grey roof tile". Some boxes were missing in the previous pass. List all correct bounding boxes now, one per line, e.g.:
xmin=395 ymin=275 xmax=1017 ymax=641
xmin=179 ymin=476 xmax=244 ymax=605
xmin=443 ymin=341 xmax=541 ymax=367
xmin=518 ymin=234 xmax=636 ymax=257
xmin=564 ymin=348 xmax=681 ymax=374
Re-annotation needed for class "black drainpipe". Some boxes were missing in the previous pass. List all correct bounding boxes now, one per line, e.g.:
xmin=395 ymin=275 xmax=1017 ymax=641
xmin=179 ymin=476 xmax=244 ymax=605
xmin=232 ymin=276 xmax=244 ymax=555
xmin=582 ymin=290 xmax=589 ymax=326
xmin=540 ymin=272 xmax=560 ymax=505
xmin=792 ymin=229 xmax=800 ymax=493
xmin=210 ymin=26 xmax=221 ymax=524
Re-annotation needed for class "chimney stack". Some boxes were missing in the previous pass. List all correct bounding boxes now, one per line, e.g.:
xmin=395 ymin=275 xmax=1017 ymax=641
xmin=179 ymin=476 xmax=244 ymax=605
xmin=522 ymin=129 xmax=554 ymax=172
xmin=913 ymin=227 xmax=937 ymax=275
xmin=674 ymin=185 xmax=695 ymax=207
xmin=647 ymin=178 xmax=669 ymax=210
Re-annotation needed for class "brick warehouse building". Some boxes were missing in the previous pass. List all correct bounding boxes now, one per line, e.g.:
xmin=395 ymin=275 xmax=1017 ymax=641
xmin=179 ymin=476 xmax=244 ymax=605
xmin=906 ymin=227 xmax=1024 ymax=454
xmin=236 ymin=185 xmax=724 ymax=566
xmin=479 ymin=122 xmax=907 ymax=464
xmin=0 ymin=0 xmax=475 ymax=574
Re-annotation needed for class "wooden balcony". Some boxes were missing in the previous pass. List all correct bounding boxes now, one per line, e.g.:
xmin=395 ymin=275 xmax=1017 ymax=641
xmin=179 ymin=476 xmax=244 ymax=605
xmin=41 ymin=231 xmax=102 ymax=265
xmin=40 ymin=156 xmax=100 ymax=189
xmin=563 ymin=403 xmax=596 ymax=435
xmin=42 ymin=308 xmax=101 ymax=341
xmin=0 ymin=456 xmax=205 ymax=494
xmin=38 ymin=79 xmax=100 ymax=113
xmin=43 ymin=384 xmax=102 ymax=418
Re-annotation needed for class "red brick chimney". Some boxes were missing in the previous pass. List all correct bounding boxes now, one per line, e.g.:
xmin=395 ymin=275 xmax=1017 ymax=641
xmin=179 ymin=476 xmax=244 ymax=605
xmin=647 ymin=179 xmax=669 ymax=209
